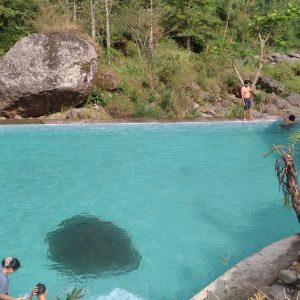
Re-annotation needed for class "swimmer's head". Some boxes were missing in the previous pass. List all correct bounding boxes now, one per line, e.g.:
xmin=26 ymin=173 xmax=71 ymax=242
xmin=1 ymin=257 xmax=20 ymax=272
xmin=35 ymin=283 xmax=47 ymax=296
xmin=289 ymin=114 xmax=296 ymax=121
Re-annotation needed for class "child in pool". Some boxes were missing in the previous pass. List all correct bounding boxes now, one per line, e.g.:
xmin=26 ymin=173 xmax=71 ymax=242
xmin=28 ymin=284 xmax=47 ymax=300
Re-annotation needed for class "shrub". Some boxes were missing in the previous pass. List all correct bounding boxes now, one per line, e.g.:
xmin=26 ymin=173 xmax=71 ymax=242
xmin=133 ymin=101 xmax=164 ymax=118
xmin=55 ymin=288 xmax=86 ymax=300
xmin=225 ymin=103 xmax=243 ymax=117
xmin=106 ymin=96 xmax=134 ymax=118
xmin=88 ymin=87 xmax=107 ymax=106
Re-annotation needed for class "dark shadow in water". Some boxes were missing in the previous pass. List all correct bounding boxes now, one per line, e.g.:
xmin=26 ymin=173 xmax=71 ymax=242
xmin=46 ymin=215 xmax=141 ymax=277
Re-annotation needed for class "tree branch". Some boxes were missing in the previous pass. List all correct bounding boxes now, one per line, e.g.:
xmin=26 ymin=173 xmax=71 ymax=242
xmin=232 ymin=64 xmax=244 ymax=85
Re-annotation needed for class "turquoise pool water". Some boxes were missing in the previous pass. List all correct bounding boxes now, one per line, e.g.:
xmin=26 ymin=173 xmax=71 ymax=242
xmin=0 ymin=121 xmax=299 ymax=300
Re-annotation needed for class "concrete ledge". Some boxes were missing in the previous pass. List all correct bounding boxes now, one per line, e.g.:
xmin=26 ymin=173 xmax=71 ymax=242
xmin=191 ymin=234 xmax=300 ymax=300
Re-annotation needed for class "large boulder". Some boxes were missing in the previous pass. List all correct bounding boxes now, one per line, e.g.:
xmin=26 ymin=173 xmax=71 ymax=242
xmin=258 ymin=76 xmax=284 ymax=94
xmin=286 ymin=92 xmax=300 ymax=107
xmin=0 ymin=33 xmax=98 ymax=118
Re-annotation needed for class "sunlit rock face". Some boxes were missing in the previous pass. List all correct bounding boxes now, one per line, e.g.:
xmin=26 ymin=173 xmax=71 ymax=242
xmin=46 ymin=215 xmax=141 ymax=276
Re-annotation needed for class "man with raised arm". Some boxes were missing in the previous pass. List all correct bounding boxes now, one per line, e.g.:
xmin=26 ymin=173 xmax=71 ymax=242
xmin=241 ymin=80 xmax=254 ymax=121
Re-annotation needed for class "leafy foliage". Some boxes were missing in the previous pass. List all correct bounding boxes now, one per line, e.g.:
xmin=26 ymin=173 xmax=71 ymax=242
xmin=54 ymin=288 xmax=86 ymax=300
xmin=0 ymin=0 xmax=37 ymax=56
xmin=1 ymin=0 xmax=300 ymax=118
xmin=264 ymin=144 xmax=295 ymax=208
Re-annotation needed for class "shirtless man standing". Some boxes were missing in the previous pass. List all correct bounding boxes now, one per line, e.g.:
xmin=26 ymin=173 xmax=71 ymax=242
xmin=241 ymin=80 xmax=254 ymax=121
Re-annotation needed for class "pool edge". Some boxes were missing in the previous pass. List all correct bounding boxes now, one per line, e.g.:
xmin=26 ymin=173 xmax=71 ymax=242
xmin=191 ymin=233 xmax=300 ymax=300
xmin=0 ymin=116 xmax=279 ymax=126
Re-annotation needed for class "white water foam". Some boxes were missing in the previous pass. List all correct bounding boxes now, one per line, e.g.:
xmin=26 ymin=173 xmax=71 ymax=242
xmin=95 ymin=288 xmax=145 ymax=300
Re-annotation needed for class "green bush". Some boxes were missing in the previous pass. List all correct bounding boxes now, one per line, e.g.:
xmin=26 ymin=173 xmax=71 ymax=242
xmin=106 ymin=96 xmax=134 ymax=118
xmin=225 ymin=103 xmax=243 ymax=117
xmin=133 ymin=101 xmax=164 ymax=118
xmin=160 ymin=91 xmax=173 ymax=111
xmin=88 ymin=87 xmax=107 ymax=106
xmin=55 ymin=288 xmax=86 ymax=300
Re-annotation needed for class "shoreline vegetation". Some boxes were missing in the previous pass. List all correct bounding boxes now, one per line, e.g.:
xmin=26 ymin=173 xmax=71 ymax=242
xmin=0 ymin=116 xmax=279 ymax=125
xmin=1 ymin=1 xmax=300 ymax=119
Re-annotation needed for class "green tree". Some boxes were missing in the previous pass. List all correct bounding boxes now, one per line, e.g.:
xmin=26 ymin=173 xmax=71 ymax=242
xmin=0 ymin=0 xmax=38 ymax=56
xmin=162 ymin=0 xmax=221 ymax=51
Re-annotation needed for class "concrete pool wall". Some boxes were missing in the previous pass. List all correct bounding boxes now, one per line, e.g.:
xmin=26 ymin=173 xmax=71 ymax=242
xmin=192 ymin=234 xmax=300 ymax=300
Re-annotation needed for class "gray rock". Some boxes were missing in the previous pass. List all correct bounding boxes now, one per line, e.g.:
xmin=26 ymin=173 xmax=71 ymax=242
xmin=192 ymin=102 xmax=200 ymax=110
xmin=77 ymin=111 xmax=85 ymax=119
xmin=288 ymin=52 xmax=300 ymax=59
xmin=273 ymin=95 xmax=291 ymax=110
xmin=279 ymin=269 xmax=298 ymax=284
xmin=98 ymin=69 xmax=120 ymax=91
xmin=251 ymin=110 xmax=263 ymax=118
xmin=192 ymin=234 xmax=300 ymax=300
xmin=0 ymin=33 xmax=98 ymax=118
xmin=93 ymin=105 xmax=106 ymax=113
xmin=258 ymin=76 xmax=284 ymax=94
xmin=267 ymin=52 xmax=300 ymax=63
xmin=186 ymin=81 xmax=201 ymax=91
xmin=266 ymin=103 xmax=279 ymax=115
xmin=286 ymin=92 xmax=300 ymax=107
xmin=286 ymin=287 xmax=295 ymax=295
xmin=200 ymin=112 xmax=213 ymax=118
xmin=267 ymin=284 xmax=286 ymax=300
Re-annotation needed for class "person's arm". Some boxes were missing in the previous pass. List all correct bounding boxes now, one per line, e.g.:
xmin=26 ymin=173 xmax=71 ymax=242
xmin=0 ymin=293 xmax=23 ymax=300
xmin=27 ymin=287 xmax=38 ymax=300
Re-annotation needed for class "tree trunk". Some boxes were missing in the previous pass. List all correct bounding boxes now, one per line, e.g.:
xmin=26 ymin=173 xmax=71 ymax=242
xmin=233 ymin=64 xmax=244 ymax=86
xmin=135 ymin=40 xmax=143 ymax=64
xmin=284 ymin=154 xmax=300 ymax=221
xmin=90 ymin=0 xmax=96 ymax=39
xmin=105 ymin=0 xmax=111 ymax=64
xmin=251 ymin=32 xmax=271 ymax=90
xmin=186 ymin=36 xmax=191 ymax=51
xmin=186 ymin=0 xmax=191 ymax=51
xmin=73 ymin=0 xmax=77 ymax=23
xmin=149 ymin=0 xmax=154 ymax=57
xmin=223 ymin=0 xmax=232 ymax=42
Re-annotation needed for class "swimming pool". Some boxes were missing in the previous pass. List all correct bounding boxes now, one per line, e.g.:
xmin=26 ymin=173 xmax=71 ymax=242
xmin=0 ymin=121 xmax=299 ymax=300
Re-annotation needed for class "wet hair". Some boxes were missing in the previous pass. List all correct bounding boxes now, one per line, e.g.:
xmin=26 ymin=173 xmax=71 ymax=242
xmin=1 ymin=258 xmax=20 ymax=271
xmin=244 ymin=80 xmax=251 ymax=85
xmin=289 ymin=114 xmax=296 ymax=121
xmin=35 ymin=283 xmax=46 ymax=295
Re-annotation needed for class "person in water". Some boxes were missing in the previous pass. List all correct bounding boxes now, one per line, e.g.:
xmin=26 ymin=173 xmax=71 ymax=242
xmin=241 ymin=80 xmax=254 ymax=121
xmin=28 ymin=284 xmax=47 ymax=300
xmin=0 ymin=257 xmax=22 ymax=300
xmin=282 ymin=114 xmax=296 ymax=126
